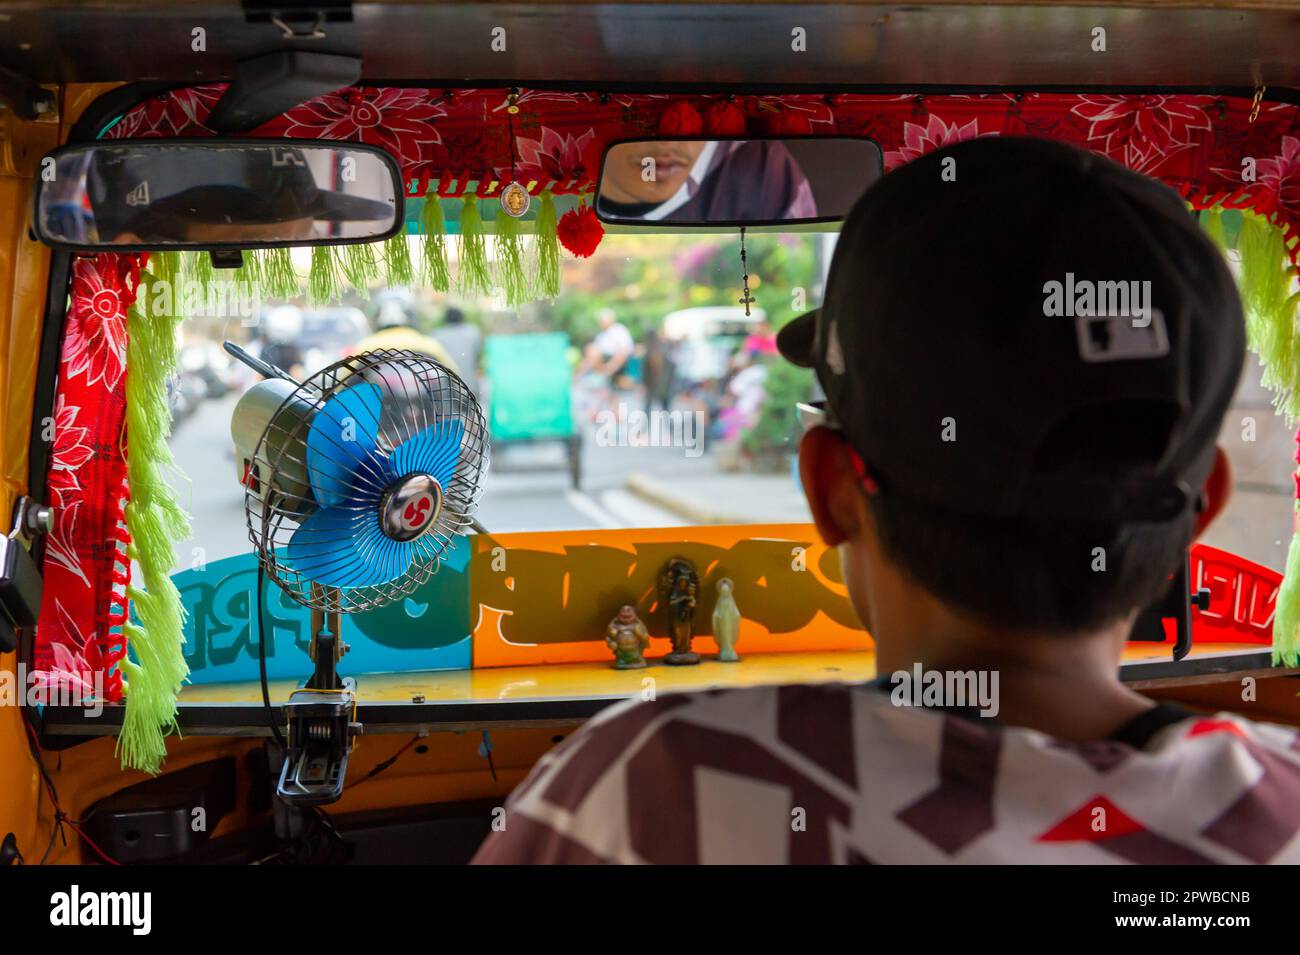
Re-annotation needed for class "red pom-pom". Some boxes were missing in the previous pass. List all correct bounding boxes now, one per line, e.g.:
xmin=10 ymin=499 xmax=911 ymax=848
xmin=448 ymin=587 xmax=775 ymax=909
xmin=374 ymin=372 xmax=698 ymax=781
xmin=768 ymin=112 xmax=812 ymax=134
xmin=658 ymin=102 xmax=704 ymax=136
xmin=558 ymin=204 xmax=605 ymax=258
xmin=704 ymin=101 xmax=747 ymax=136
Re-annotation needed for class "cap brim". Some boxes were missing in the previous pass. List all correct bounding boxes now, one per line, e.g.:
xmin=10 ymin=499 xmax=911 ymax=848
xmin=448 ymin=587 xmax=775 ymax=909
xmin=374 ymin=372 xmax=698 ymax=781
xmin=129 ymin=186 xmax=395 ymax=226
xmin=305 ymin=190 xmax=398 ymax=223
xmin=776 ymin=309 xmax=819 ymax=368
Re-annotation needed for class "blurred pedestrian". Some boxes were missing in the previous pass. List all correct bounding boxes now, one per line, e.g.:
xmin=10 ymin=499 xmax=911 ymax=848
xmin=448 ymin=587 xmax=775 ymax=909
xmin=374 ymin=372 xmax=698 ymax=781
xmin=577 ymin=309 xmax=634 ymax=417
xmin=357 ymin=298 xmax=459 ymax=375
xmin=432 ymin=306 xmax=482 ymax=391
xmin=259 ymin=305 xmax=306 ymax=380
xmin=744 ymin=318 xmax=778 ymax=356
xmin=642 ymin=327 xmax=674 ymax=414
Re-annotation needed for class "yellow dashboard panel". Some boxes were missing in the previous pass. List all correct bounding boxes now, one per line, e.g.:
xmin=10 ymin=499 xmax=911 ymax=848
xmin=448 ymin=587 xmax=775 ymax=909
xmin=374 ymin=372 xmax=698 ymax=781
xmin=174 ymin=641 xmax=1275 ymax=707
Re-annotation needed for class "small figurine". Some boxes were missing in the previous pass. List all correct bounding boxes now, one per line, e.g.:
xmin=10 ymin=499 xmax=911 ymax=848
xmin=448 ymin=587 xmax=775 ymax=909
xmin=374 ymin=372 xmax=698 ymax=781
xmin=712 ymin=577 xmax=741 ymax=662
xmin=659 ymin=557 xmax=701 ymax=666
xmin=606 ymin=604 xmax=650 ymax=669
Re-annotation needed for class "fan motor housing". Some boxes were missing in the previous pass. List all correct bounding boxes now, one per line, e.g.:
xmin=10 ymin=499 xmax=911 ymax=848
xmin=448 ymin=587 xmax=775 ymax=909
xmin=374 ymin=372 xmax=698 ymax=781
xmin=232 ymin=378 xmax=317 ymax=516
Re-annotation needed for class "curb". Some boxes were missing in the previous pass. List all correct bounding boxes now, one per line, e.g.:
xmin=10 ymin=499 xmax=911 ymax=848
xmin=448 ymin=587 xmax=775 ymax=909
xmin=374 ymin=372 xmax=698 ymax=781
xmin=624 ymin=472 xmax=749 ymax=525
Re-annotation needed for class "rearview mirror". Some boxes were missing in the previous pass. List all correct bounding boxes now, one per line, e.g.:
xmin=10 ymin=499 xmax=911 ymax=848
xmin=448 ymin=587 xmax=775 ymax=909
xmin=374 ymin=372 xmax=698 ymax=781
xmin=595 ymin=137 xmax=882 ymax=227
xmin=33 ymin=140 xmax=403 ymax=251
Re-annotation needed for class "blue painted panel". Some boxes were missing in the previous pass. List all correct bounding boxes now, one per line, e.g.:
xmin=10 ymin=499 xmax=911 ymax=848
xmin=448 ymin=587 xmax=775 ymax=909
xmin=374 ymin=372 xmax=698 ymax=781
xmin=166 ymin=537 xmax=473 ymax=684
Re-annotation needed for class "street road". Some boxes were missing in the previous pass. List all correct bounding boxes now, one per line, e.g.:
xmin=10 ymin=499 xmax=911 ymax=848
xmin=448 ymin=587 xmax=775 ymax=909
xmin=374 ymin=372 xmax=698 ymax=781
xmin=164 ymin=391 xmax=712 ymax=571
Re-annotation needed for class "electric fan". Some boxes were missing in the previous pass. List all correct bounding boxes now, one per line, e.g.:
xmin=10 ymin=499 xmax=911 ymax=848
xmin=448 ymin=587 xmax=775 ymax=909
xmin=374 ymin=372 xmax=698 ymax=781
xmin=227 ymin=343 xmax=489 ymax=805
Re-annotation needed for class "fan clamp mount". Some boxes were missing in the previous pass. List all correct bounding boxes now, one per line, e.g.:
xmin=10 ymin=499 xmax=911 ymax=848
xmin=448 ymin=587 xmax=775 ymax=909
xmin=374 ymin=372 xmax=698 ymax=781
xmin=379 ymin=472 xmax=443 ymax=543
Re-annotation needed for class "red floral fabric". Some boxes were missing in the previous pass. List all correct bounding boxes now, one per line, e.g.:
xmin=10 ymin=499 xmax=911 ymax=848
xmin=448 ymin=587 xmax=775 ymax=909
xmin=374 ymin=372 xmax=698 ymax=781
xmin=280 ymin=87 xmax=448 ymax=177
xmin=102 ymin=86 xmax=1300 ymax=260
xmin=33 ymin=254 xmax=145 ymax=703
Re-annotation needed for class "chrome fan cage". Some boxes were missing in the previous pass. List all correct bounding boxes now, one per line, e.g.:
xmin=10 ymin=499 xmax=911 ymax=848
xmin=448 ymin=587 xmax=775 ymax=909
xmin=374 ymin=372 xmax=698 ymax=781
xmin=243 ymin=348 xmax=489 ymax=614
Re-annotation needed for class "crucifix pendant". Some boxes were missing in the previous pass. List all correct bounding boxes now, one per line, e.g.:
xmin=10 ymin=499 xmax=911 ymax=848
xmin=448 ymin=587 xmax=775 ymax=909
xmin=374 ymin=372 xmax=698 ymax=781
xmin=738 ymin=227 xmax=753 ymax=316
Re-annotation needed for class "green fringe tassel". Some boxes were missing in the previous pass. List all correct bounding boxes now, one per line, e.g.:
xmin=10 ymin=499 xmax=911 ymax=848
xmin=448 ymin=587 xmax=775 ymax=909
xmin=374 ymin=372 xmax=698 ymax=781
xmin=534 ymin=190 xmax=560 ymax=300
xmin=341 ymin=242 xmax=379 ymax=297
xmin=1198 ymin=208 xmax=1300 ymax=422
xmin=134 ymin=194 xmax=571 ymax=316
xmin=261 ymin=247 xmax=299 ymax=300
xmin=184 ymin=250 xmax=214 ymax=291
xmin=419 ymin=194 xmax=451 ymax=292
xmin=308 ymin=245 xmax=343 ymax=305
xmin=153 ymin=251 xmax=182 ymax=288
xmin=1202 ymin=207 xmax=1300 ymax=666
xmin=496 ymin=209 xmax=529 ymax=307
xmin=1237 ymin=213 xmax=1300 ymax=421
xmin=382 ymin=233 xmax=416 ymax=287
xmin=118 ymin=264 xmax=192 ymax=774
xmin=1274 ymin=506 xmax=1300 ymax=666
xmin=240 ymin=249 xmax=264 ymax=292
xmin=457 ymin=197 xmax=493 ymax=297
xmin=1200 ymin=206 xmax=1229 ymax=253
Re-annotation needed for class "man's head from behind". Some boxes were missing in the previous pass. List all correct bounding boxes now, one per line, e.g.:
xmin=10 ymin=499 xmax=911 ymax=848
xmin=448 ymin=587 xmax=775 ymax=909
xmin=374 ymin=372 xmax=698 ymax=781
xmin=779 ymin=137 xmax=1243 ymax=655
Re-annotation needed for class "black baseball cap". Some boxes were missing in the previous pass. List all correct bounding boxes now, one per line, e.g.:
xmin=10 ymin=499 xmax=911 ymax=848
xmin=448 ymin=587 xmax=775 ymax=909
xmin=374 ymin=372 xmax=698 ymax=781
xmin=778 ymin=136 xmax=1244 ymax=524
xmin=88 ymin=144 xmax=396 ymax=242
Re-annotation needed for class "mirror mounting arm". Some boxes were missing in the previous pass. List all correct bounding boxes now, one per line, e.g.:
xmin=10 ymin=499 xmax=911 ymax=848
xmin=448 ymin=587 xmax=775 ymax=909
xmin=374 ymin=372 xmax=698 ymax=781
xmin=205 ymin=50 xmax=362 ymax=134
xmin=209 ymin=249 xmax=245 ymax=271
xmin=243 ymin=1 xmax=354 ymax=32
xmin=0 ymin=64 xmax=55 ymax=121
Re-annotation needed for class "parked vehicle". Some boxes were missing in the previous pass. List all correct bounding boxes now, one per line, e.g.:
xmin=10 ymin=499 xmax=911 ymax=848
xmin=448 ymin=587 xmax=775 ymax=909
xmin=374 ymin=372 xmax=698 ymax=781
xmin=484 ymin=331 xmax=582 ymax=488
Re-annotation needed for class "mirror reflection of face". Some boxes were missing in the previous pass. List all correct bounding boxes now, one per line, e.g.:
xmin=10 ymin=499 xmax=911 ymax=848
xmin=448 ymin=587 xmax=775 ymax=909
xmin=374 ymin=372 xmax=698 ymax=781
xmin=112 ymin=218 xmax=318 ymax=246
xmin=36 ymin=142 xmax=401 ymax=250
xmin=600 ymin=141 xmax=708 ymax=204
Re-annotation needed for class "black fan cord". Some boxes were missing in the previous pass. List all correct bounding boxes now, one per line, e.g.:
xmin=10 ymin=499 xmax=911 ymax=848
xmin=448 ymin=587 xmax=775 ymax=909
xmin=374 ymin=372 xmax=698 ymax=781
xmin=257 ymin=561 xmax=288 ymax=753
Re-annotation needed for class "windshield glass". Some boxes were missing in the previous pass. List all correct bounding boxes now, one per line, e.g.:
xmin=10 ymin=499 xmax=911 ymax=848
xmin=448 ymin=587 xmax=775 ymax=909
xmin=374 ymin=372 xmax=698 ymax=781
xmin=170 ymin=230 xmax=828 ymax=563
xmin=166 ymin=227 xmax=1284 ymax=575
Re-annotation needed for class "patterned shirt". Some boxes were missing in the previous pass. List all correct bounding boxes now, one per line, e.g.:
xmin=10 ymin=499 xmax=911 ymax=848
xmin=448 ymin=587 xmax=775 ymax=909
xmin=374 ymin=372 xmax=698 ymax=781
xmin=472 ymin=683 xmax=1300 ymax=864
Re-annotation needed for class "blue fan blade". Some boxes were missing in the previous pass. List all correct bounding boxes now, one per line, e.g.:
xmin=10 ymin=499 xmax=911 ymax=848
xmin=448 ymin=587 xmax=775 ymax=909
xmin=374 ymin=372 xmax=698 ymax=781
xmin=390 ymin=419 xmax=464 ymax=489
xmin=288 ymin=506 xmax=410 ymax=588
xmin=305 ymin=382 xmax=387 ymax=507
xmin=352 ymin=523 xmax=413 ymax=584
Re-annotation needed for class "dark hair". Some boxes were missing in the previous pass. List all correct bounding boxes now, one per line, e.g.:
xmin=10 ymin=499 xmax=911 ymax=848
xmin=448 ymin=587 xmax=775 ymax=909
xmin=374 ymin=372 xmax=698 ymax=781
xmin=868 ymin=495 xmax=1193 ymax=634
xmin=865 ymin=403 xmax=1200 ymax=634
xmin=445 ymin=307 xmax=465 ymax=325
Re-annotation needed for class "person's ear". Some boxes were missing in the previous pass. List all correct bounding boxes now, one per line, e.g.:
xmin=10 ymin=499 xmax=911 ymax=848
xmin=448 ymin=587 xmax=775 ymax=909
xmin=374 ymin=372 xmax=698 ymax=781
xmin=1193 ymin=445 xmax=1232 ymax=538
xmin=798 ymin=426 xmax=865 ymax=547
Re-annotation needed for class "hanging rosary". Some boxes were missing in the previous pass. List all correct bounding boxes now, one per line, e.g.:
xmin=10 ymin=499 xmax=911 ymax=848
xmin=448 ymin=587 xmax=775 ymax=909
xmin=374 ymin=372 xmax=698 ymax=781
xmin=738 ymin=227 xmax=755 ymax=316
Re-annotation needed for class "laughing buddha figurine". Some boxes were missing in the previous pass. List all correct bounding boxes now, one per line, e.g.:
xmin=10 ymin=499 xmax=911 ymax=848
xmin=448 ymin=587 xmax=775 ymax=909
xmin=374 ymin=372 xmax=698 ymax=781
xmin=712 ymin=577 xmax=741 ymax=662
xmin=606 ymin=605 xmax=651 ymax=670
